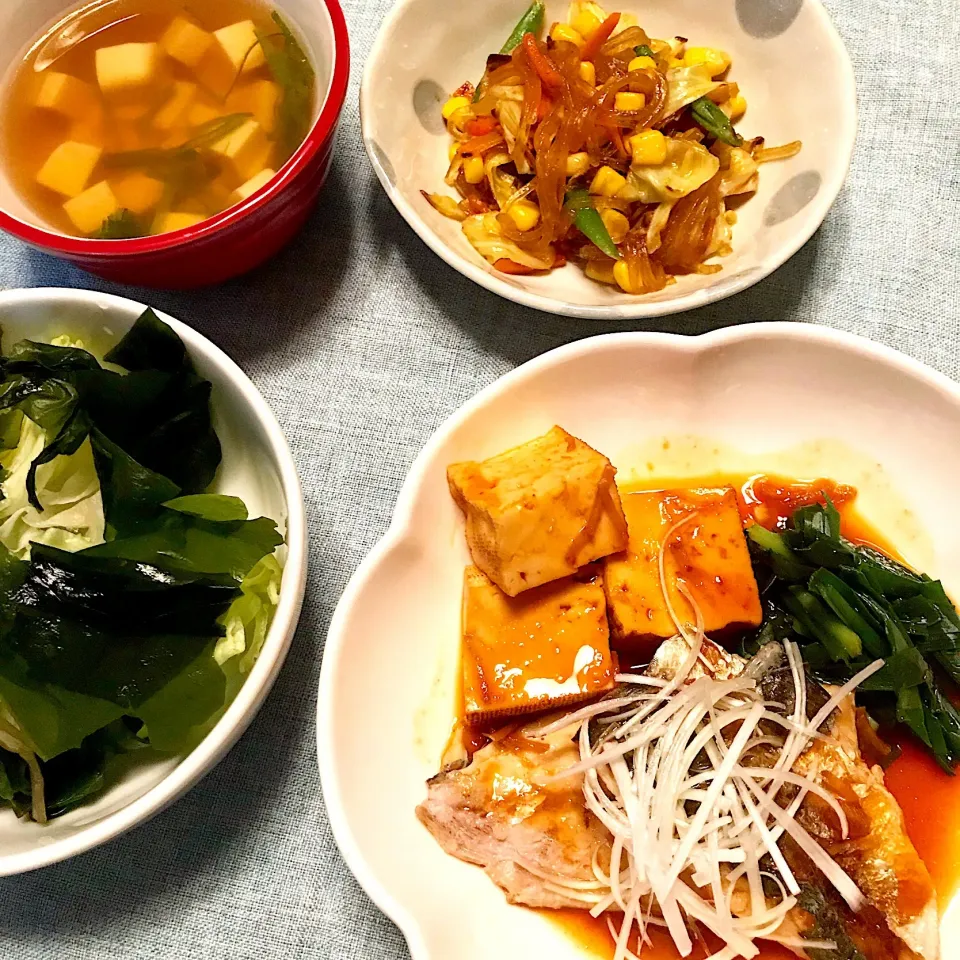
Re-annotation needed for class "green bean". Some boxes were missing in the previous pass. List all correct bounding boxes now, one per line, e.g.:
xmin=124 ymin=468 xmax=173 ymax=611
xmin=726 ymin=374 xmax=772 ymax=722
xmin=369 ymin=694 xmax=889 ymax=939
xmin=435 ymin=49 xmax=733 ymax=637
xmin=565 ymin=189 xmax=621 ymax=260
xmin=690 ymin=96 xmax=743 ymax=147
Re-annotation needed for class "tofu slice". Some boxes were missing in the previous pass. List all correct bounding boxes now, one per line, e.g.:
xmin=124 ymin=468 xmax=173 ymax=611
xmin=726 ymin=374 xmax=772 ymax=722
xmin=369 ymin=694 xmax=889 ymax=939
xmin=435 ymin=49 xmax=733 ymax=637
xmin=153 ymin=81 xmax=198 ymax=130
xmin=160 ymin=16 xmax=215 ymax=69
xmin=461 ymin=565 xmax=616 ymax=725
xmin=36 ymin=141 xmax=102 ymax=198
xmin=95 ymin=43 xmax=160 ymax=98
xmin=602 ymin=487 xmax=762 ymax=655
xmin=229 ymin=168 xmax=275 ymax=205
xmin=35 ymin=72 xmax=97 ymax=117
xmin=111 ymin=172 xmax=165 ymax=215
xmin=226 ymin=79 xmax=281 ymax=134
xmin=151 ymin=211 xmax=206 ymax=235
xmin=187 ymin=101 xmax=221 ymax=128
xmin=63 ymin=181 xmax=119 ymax=234
xmin=448 ymin=426 xmax=629 ymax=596
xmin=209 ymin=118 xmax=270 ymax=181
xmin=214 ymin=21 xmax=266 ymax=73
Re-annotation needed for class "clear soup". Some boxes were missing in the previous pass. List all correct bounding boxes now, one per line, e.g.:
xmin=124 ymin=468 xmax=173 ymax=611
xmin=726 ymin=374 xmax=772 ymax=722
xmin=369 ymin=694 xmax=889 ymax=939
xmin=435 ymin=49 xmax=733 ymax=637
xmin=1 ymin=0 xmax=315 ymax=239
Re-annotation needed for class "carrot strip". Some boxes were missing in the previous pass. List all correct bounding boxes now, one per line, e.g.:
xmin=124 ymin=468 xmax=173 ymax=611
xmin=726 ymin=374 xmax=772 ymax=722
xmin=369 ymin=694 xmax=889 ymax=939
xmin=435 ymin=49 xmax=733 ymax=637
xmin=494 ymin=258 xmax=538 ymax=274
xmin=522 ymin=33 xmax=564 ymax=91
xmin=537 ymin=94 xmax=553 ymax=121
xmin=581 ymin=12 xmax=620 ymax=62
xmin=465 ymin=115 xmax=498 ymax=137
xmin=459 ymin=131 xmax=505 ymax=156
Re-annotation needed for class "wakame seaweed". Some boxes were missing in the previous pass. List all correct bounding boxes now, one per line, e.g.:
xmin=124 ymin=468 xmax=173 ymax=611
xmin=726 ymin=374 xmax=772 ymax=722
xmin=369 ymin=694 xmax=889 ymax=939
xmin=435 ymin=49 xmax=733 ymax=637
xmin=745 ymin=498 xmax=960 ymax=771
xmin=0 ymin=310 xmax=282 ymax=820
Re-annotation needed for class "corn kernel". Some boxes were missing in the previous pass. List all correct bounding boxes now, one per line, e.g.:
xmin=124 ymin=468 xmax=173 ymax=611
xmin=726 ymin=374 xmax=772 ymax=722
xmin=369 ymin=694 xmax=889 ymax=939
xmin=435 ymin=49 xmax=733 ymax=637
xmin=627 ymin=55 xmax=657 ymax=73
xmin=614 ymin=260 xmax=643 ymax=294
xmin=551 ymin=23 xmax=585 ymax=46
xmin=614 ymin=92 xmax=646 ymax=112
xmin=463 ymin=155 xmax=485 ymax=184
xmin=585 ymin=261 xmax=616 ymax=285
xmin=448 ymin=142 xmax=459 ymax=161
xmin=578 ymin=61 xmax=596 ymax=85
xmin=600 ymin=209 xmax=630 ymax=243
xmin=442 ymin=95 xmax=471 ymax=120
xmin=684 ymin=46 xmax=731 ymax=78
xmin=566 ymin=151 xmax=591 ymax=177
xmin=589 ymin=165 xmax=627 ymax=198
xmin=571 ymin=9 xmax=604 ymax=38
xmin=628 ymin=129 xmax=667 ymax=165
xmin=723 ymin=94 xmax=747 ymax=121
xmin=507 ymin=200 xmax=541 ymax=232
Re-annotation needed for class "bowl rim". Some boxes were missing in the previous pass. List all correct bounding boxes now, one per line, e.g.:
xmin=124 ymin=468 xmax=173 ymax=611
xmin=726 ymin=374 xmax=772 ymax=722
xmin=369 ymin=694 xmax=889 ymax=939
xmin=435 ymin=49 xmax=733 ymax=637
xmin=0 ymin=287 xmax=308 ymax=877
xmin=359 ymin=0 xmax=858 ymax=320
xmin=316 ymin=321 xmax=959 ymax=958
xmin=0 ymin=0 xmax=351 ymax=259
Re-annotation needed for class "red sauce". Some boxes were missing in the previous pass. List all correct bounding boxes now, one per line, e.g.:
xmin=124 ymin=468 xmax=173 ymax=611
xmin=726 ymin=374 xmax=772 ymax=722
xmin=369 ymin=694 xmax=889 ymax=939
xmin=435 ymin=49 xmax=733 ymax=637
xmin=545 ymin=474 xmax=960 ymax=957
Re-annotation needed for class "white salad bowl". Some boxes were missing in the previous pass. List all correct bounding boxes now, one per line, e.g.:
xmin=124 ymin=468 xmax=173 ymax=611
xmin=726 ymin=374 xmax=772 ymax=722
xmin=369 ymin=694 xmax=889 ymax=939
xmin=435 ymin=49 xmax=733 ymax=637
xmin=318 ymin=323 xmax=960 ymax=959
xmin=361 ymin=0 xmax=856 ymax=320
xmin=0 ymin=288 xmax=306 ymax=876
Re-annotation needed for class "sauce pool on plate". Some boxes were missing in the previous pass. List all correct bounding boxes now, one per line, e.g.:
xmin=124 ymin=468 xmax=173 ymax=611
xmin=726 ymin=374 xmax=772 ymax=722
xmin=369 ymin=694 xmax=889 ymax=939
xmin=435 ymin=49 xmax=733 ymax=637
xmin=0 ymin=0 xmax=315 ymax=239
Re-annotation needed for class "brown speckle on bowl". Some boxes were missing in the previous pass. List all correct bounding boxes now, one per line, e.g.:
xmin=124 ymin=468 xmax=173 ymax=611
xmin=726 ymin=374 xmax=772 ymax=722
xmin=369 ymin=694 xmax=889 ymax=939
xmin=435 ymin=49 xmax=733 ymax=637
xmin=413 ymin=79 xmax=448 ymax=135
xmin=736 ymin=0 xmax=804 ymax=38
xmin=367 ymin=139 xmax=397 ymax=188
xmin=764 ymin=171 xmax=822 ymax=226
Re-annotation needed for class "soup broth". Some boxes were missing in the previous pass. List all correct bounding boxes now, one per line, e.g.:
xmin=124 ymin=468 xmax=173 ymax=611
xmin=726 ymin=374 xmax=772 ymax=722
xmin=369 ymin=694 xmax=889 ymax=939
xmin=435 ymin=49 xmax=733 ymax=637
xmin=1 ymin=0 xmax=315 ymax=238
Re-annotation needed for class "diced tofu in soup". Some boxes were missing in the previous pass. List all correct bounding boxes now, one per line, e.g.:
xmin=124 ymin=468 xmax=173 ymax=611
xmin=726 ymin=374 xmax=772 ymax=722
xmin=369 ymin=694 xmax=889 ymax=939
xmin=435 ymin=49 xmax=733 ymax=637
xmin=214 ymin=21 xmax=267 ymax=73
xmin=153 ymin=81 xmax=198 ymax=130
xmin=461 ymin=565 xmax=615 ymax=725
xmin=36 ymin=141 xmax=102 ymax=198
xmin=151 ymin=211 xmax=206 ymax=234
xmin=230 ymin=168 xmax=275 ymax=204
xmin=160 ymin=17 xmax=215 ymax=69
xmin=603 ymin=487 xmax=762 ymax=654
xmin=63 ymin=180 xmax=120 ymax=233
xmin=35 ymin=73 xmax=97 ymax=118
xmin=95 ymin=43 xmax=161 ymax=99
xmin=111 ymin=172 xmax=165 ymax=215
xmin=209 ymin=118 xmax=270 ymax=181
xmin=448 ymin=426 xmax=629 ymax=596
xmin=226 ymin=79 xmax=281 ymax=133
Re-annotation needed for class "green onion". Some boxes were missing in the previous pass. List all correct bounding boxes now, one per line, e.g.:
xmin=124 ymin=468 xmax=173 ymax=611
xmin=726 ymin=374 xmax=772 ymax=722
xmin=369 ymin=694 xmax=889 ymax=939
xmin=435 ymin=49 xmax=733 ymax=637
xmin=690 ymin=96 xmax=743 ymax=147
xmin=474 ymin=1 xmax=546 ymax=102
xmin=565 ymin=188 xmax=621 ymax=259
xmin=501 ymin=1 xmax=546 ymax=54
xmin=634 ymin=44 xmax=656 ymax=58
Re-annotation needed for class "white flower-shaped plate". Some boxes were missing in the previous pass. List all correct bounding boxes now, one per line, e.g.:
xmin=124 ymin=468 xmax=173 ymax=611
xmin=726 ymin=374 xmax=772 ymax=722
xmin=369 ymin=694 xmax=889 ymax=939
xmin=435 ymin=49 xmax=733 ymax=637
xmin=318 ymin=323 xmax=960 ymax=959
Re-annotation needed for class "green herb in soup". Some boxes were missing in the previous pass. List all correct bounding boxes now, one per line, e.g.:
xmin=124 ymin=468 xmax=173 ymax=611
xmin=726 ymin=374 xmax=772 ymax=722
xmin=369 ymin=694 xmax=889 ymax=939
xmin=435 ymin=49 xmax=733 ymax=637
xmin=1 ymin=0 xmax=315 ymax=239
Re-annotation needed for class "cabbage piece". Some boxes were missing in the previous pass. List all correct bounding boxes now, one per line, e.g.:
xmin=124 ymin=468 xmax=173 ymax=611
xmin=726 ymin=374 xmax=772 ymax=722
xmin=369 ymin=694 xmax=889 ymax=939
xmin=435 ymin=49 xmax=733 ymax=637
xmin=620 ymin=138 xmax=720 ymax=204
xmin=461 ymin=213 xmax=554 ymax=269
xmin=495 ymin=99 xmax=531 ymax=175
xmin=712 ymin=142 xmax=760 ymax=196
xmin=646 ymin=200 xmax=675 ymax=254
xmin=215 ymin=553 xmax=283 ymax=674
xmin=0 ymin=417 xmax=104 ymax=559
xmin=662 ymin=64 xmax=720 ymax=117
xmin=484 ymin=151 xmax=518 ymax=209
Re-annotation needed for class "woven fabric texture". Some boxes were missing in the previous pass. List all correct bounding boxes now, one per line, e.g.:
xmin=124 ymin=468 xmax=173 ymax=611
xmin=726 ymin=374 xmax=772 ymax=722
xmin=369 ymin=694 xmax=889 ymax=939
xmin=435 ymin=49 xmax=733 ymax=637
xmin=0 ymin=0 xmax=957 ymax=956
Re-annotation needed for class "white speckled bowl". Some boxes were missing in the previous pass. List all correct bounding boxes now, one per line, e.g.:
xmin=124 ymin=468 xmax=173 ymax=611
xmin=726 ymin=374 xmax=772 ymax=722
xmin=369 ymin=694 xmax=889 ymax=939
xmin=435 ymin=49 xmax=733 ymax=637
xmin=361 ymin=0 xmax=856 ymax=319
xmin=319 ymin=324 xmax=959 ymax=960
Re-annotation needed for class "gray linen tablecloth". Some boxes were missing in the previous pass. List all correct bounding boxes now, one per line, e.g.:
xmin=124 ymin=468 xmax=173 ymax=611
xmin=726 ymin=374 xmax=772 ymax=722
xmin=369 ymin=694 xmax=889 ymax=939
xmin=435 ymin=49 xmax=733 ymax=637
xmin=0 ymin=0 xmax=957 ymax=956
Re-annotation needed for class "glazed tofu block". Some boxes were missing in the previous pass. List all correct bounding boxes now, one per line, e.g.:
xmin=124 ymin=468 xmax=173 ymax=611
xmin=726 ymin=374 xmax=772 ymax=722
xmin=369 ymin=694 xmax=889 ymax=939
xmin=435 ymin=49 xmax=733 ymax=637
xmin=461 ymin=566 xmax=616 ymax=724
xmin=448 ymin=426 xmax=628 ymax=596
xmin=603 ymin=487 xmax=762 ymax=654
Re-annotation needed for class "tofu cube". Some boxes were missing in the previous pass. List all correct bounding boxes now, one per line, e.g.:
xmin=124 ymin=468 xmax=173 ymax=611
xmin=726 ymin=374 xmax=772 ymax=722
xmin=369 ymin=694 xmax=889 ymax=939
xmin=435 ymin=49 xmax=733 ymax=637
xmin=602 ymin=487 xmax=762 ymax=655
xmin=153 ymin=81 xmax=197 ymax=130
xmin=151 ymin=211 xmax=206 ymax=235
xmin=63 ymin=180 xmax=119 ymax=234
xmin=448 ymin=426 xmax=629 ymax=596
xmin=95 ymin=43 xmax=160 ymax=98
xmin=111 ymin=172 xmax=165 ymax=215
xmin=36 ymin=141 xmax=102 ymax=198
xmin=193 ymin=45 xmax=237 ymax=100
xmin=461 ymin=566 xmax=616 ymax=724
xmin=229 ymin=168 xmax=275 ymax=205
xmin=110 ymin=102 xmax=151 ymax=122
xmin=226 ymin=79 xmax=281 ymax=133
xmin=35 ymin=72 xmax=97 ymax=118
xmin=70 ymin=110 xmax=106 ymax=148
xmin=160 ymin=16 xmax=215 ymax=68
xmin=214 ymin=21 xmax=266 ymax=73
xmin=209 ymin=118 xmax=270 ymax=181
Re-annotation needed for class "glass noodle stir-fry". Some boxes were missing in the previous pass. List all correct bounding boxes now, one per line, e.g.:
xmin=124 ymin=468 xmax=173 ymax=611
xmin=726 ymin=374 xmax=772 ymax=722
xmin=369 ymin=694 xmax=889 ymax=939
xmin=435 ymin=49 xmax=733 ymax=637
xmin=423 ymin=1 xmax=801 ymax=295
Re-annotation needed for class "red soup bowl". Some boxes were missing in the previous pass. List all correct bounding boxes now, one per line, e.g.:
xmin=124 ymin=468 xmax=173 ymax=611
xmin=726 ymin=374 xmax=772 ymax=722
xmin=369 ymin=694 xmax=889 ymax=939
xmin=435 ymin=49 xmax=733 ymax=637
xmin=0 ymin=0 xmax=350 ymax=289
